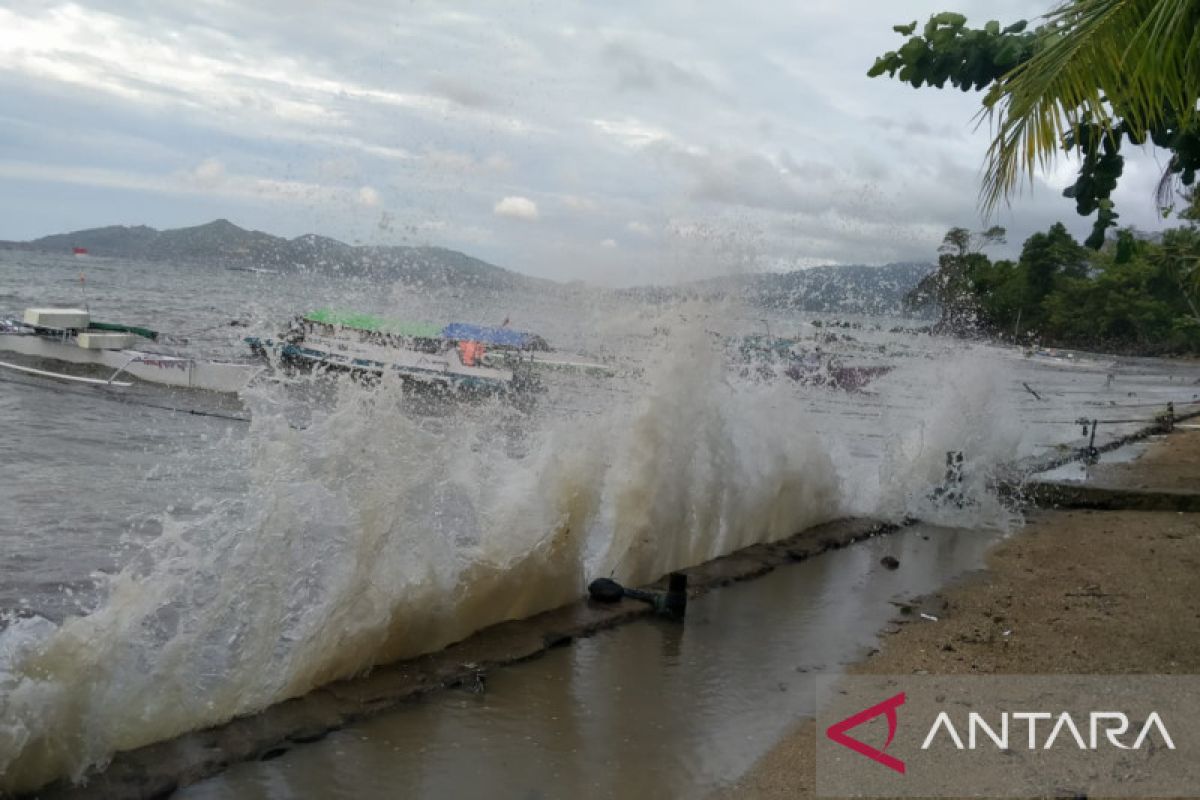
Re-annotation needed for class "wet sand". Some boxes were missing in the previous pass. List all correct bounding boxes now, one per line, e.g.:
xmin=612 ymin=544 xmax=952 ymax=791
xmin=717 ymin=429 xmax=1200 ymax=799
xmin=1087 ymin=425 xmax=1200 ymax=490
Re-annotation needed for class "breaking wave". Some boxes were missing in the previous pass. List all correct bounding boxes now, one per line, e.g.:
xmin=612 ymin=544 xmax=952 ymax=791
xmin=0 ymin=313 xmax=1020 ymax=793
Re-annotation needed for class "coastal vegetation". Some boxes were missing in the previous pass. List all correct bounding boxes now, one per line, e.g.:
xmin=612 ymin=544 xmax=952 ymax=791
xmin=907 ymin=200 xmax=1200 ymax=353
xmin=877 ymin=0 xmax=1200 ymax=353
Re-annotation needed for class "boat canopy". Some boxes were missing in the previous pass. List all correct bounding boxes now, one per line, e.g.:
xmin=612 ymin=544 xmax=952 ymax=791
xmin=440 ymin=322 xmax=548 ymax=350
xmin=90 ymin=321 xmax=159 ymax=341
xmin=304 ymin=309 xmax=442 ymax=339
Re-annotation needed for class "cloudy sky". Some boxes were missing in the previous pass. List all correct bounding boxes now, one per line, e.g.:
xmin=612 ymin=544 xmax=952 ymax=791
xmin=0 ymin=0 xmax=1178 ymax=285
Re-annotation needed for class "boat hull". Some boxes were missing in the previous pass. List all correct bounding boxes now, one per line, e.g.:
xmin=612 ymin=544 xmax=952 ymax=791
xmin=247 ymin=336 xmax=519 ymax=395
xmin=0 ymin=334 xmax=258 ymax=393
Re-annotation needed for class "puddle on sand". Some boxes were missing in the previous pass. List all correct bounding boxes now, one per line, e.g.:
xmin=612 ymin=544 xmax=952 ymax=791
xmin=178 ymin=524 xmax=1002 ymax=800
xmin=1035 ymin=437 xmax=1157 ymax=483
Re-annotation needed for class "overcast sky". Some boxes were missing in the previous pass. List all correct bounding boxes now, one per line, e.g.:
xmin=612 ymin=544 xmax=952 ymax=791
xmin=0 ymin=1 xmax=1178 ymax=285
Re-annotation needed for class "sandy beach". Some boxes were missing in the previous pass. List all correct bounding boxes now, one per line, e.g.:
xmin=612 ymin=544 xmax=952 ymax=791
xmin=716 ymin=429 xmax=1200 ymax=799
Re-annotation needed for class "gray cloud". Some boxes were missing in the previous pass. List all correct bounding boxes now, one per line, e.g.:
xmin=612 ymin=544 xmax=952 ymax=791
xmin=600 ymin=41 xmax=724 ymax=97
xmin=653 ymin=145 xmax=829 ymax=215
xmin=426 ymin=75 xmax=497 ymax=109
xmin=866 ymin=115 xmax=967 ymax=141
xmin=0 ymin=0 xmax=1177 ymax=286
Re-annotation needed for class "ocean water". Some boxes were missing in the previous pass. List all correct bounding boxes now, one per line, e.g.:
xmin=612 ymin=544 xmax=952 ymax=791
xmin=2 ymin=249 xmax=1199 ymax=793
xmin=181 ymin=522 xmax=1001 ymax=800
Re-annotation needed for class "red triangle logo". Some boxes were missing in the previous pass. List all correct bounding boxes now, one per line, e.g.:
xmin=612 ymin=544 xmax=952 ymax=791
xmin=825 ymin=691 xmax=906 ymax=774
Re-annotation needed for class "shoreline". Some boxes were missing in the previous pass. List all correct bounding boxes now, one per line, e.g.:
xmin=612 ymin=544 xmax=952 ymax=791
xmin=19 ymin=414 xmax=1191 ymax=797
xmin=26 ymin=517 xmax=904 ymax=799
xmin=716 ymin=428 xmax=1200 ymax=799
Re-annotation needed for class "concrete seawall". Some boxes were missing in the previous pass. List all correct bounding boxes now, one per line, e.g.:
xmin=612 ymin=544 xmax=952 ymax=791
xmin=33 ymin=517 xmax=906 ymax=800
xmin=30 ymin=410 xmax=1196 ymax=799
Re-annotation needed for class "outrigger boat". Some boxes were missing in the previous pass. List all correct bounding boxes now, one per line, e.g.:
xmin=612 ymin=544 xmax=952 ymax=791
xmin=0 ymin=308 xmax=259 ymax=393
xmin=246 ymin=311 xmax=533 ymax=396
xmin=246 ymin=309 xmax=615 ymax=396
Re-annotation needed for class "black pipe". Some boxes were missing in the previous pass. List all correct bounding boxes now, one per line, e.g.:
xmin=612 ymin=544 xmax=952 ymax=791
xmin=587 ymin=572 xmax=688 ymax=619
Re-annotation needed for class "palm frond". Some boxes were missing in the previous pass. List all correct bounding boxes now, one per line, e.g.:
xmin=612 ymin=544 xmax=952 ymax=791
xmin=1156 ymin=155 xmax=1182 ymax=209
xmin=978 ymin=0 xmax=1200 ymax=213
xmin=1132 ymin=0 xmax=1200 ymax=126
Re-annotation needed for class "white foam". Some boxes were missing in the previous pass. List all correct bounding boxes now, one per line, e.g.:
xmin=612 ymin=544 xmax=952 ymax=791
xmin=0 ymin=306 xmax=1027 ymax=792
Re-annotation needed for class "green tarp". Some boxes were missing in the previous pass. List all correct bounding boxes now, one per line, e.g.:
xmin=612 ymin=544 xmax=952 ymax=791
xmin=90 ymin=321 xmax=159 ymax=341
xmin=304 ymin=309 xmax=443 ymax=339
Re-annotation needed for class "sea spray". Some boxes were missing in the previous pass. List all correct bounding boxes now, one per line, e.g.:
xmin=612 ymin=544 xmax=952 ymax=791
xmin=587 ymin=324 xmax=842 ymax=584
xmin=0 ymin=312 xmax=848 ymax=793
xmin=873 ymin=346 xmax=1026 ymax=526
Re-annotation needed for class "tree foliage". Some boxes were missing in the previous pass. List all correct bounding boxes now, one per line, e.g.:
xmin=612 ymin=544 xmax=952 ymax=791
xmin=904 ymin=225 xmax=1005 ymax=331
xmin=869 ymin=2 xmax=1200 ymax=248
xmin=909 ymin=219 xmax=1200 ymax=353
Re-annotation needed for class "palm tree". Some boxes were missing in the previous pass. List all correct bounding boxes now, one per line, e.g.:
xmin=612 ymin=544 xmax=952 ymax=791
xmin=980 ymin=0 xmax=1200 ymax=212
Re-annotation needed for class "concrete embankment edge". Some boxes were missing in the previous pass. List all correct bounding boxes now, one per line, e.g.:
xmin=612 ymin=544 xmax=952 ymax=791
xmin=30 ymin=517 xmax=904 ymax=800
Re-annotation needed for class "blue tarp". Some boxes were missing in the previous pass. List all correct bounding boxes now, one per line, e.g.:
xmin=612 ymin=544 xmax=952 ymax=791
xmin=440 ymin=323 xmax=548 ymax=350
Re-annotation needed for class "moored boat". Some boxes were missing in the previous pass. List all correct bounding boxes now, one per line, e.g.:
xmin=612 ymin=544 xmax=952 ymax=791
xmin=0 ymin=308 xmax=259 ymax=392
xmin=246 ymin=311 xmax=531 ymax=396
xmin=246 ymin=309 xmax=617 ymax=396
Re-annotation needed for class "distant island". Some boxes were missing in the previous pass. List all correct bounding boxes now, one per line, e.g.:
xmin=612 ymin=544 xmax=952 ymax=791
xmin=1 ymin=218 xmax=931 ymax=315
xmin=620 ymin=263 xmax=932 ymax=317
xmin=0 ymin=218 xmax=548 ymax=292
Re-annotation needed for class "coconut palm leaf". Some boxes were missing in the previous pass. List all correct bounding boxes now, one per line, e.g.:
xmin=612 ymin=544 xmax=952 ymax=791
xmin=978 ymin=0 xmax=1200 ymax=213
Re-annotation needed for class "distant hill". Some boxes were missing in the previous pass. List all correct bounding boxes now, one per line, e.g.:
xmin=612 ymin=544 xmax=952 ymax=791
xmin=625 ymin=262 xmax=932 ymax=315
xmin=1 ymin=219 xmax=546 ymax=291
xmin=737 ymin=262 xmax=932 ymax=315
xmin=1 ymin=219 xmax=932 ymax=310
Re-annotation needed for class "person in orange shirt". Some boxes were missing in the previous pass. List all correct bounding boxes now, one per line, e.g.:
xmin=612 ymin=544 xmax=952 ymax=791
xmin=457 ymin=340 xmax=485 ymax=367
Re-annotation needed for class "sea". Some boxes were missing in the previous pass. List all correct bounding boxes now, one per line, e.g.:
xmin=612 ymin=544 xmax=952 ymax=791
xmin=2 ymin=248 xmax=1199 ymax=796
